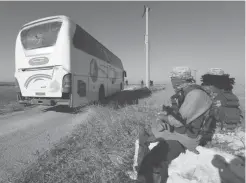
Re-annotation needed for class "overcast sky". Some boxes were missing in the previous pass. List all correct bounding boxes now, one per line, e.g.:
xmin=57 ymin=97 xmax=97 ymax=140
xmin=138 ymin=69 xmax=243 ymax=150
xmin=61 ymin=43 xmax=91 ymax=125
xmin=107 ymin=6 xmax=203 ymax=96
xmin=0 ymin=1 xmax=244 ymax=86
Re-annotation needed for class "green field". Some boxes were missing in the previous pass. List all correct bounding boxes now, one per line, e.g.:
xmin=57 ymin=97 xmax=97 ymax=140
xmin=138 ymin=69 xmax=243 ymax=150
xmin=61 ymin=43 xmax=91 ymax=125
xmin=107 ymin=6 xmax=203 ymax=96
xmin=0 ymin=85 xmax=16 ymax=103
xmin=0 ymin=82 xmax=38 ymax=114
xmin=0 ymin=85 xmax=27 ymax=115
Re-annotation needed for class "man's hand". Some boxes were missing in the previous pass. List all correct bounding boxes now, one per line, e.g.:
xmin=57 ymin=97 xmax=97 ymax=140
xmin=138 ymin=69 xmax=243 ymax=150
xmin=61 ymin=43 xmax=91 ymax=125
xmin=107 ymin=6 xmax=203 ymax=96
xmin=152 ymin=116 xmax=174 ymax=133
xmin=157 ymin=111 xmax=169 ymax=122
xmin=167 ymin=115 xmax=185 ymax=127
xmin=158 ymin=111 xmax=184 ymax=128
xmin=159 ymin=122 xmax=174 ymax=132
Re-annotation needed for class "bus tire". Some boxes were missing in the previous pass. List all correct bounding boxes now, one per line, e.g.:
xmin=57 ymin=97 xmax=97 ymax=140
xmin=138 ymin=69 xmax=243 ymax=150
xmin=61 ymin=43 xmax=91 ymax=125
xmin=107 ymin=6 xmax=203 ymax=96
xmin=99 ymin=85 xmax=105 ymax=104
xmin=120 ymin=83 xmax=123 ymax=91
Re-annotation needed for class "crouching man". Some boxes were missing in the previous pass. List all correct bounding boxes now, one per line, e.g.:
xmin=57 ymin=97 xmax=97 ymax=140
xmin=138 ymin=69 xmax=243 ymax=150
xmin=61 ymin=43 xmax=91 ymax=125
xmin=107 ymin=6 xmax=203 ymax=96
xmin=134 ymin=67 xmax=219 ymax=183
xmin=201 ymin=68 xmax=243 ymax=131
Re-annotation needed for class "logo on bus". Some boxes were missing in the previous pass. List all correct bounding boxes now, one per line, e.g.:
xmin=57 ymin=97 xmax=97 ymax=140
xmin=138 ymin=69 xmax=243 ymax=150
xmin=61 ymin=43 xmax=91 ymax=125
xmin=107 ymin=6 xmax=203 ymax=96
xmin=29 ymin=57 xmax=49 ymax=66
xmin=90 ymin=59 xmax=98 ymax=83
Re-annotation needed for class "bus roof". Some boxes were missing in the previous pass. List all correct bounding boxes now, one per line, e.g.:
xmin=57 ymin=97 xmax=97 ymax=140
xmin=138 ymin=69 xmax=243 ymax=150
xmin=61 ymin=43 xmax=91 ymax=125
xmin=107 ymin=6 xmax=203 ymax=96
xmin=22 ymin=15 xmax=69 ymax=29
xmin=20 ymin=15 xmax=124 ymax=70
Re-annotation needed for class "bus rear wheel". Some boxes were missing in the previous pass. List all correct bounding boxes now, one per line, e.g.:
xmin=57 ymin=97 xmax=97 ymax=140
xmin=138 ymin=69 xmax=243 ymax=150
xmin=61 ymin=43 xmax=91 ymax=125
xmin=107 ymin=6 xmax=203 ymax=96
xmin=120 ymin=83 xmax=123 ymax=91
xmin=98 ymin=86 xmax=105 ymax=104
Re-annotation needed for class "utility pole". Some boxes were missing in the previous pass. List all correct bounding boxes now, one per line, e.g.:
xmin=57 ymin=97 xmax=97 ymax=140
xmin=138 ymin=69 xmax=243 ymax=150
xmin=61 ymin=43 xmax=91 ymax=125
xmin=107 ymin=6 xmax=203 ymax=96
xmin=193 ymin=69 xmax=197 ymax=82
xmin=142 ymin=5 xmax=150 ymax=88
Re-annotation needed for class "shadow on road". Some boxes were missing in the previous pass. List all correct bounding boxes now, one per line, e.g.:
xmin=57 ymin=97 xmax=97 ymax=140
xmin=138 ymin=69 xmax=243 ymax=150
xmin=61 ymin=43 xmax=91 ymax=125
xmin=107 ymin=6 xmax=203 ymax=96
xmin=41 ymin=105 xmax=76 ymax=113
xmin=103 ymin=87 xmax=152 ymax=106
xmin=42 ymin=87 xmax=153 ymax=113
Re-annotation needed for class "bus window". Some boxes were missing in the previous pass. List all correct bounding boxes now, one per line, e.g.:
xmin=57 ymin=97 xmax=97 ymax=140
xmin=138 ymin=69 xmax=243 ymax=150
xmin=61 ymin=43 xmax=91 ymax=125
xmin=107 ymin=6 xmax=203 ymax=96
xmin=73 ymin=24 xmax=106 ymax=62
xmin=21 ymin=21 xmax=62 ymax=50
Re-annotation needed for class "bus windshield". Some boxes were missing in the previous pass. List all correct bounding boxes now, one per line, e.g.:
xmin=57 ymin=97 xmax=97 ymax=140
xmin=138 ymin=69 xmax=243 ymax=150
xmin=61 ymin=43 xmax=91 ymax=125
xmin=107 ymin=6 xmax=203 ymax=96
xmin=20 ymin=21 xmax=62 ymax=50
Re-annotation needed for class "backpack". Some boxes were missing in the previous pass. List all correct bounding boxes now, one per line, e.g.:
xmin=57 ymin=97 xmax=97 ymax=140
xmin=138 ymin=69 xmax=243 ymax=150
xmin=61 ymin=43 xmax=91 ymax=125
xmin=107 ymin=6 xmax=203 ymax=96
xmin=169 ymin=84 xmax=218 ymax=143
xmin=214 ymin=90 xmax=242 ymax=130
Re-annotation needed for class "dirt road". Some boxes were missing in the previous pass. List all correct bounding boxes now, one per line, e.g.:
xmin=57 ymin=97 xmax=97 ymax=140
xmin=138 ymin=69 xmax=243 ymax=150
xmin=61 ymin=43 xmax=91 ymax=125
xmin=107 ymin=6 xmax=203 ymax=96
xmin=0 ymin=84 xmax=171 ymax=182
xmin=0 ymin=106 xmax=91 ymax=182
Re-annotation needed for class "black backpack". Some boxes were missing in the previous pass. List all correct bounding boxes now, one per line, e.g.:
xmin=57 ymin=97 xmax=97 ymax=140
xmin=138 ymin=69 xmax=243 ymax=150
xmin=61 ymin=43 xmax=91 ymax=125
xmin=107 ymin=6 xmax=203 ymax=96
xmin=214 ymin=90 xmax=242 ymax=130
xmin=170 ymin=84 xmax=242 ymax=131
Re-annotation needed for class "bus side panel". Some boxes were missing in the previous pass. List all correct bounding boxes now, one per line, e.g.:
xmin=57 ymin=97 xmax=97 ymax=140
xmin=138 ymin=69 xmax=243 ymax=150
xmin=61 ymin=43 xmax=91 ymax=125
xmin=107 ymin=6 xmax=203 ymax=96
xmin=70 ymin=46 xmax=109 ymax=106
xmin=107 ymin=64 xmax=113 ymax=96
xmin=108 ymin=65 xmax=123 ymax=94
xmin=115 ymin=67 xmax=124 ymax=92
xmin=91 ymin=58 xmax=108 ymax=98
xmin=70 ymin=46 xmax=90 ymax=107
xmin=71 ymin=74 xmax=89 ymax=107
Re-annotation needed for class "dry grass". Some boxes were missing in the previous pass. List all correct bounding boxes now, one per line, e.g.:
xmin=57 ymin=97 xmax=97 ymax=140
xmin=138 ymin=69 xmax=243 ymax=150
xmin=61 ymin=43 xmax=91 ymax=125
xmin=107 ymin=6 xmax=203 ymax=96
xmin=7 ymin=104 xmax=156 ymax=183
xmin=3 ymin=85 xmax=245 ymax=183
xmin=5 ymin=86 xmax=164 ymax=183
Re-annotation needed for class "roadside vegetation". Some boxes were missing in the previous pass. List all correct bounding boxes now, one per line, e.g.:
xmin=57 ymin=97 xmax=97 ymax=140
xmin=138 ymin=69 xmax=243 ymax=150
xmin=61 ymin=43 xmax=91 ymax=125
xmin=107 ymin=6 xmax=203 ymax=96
xmin=0 ymin=84 xmax=165 ymax=116
xmin=2 ymin=84 xmax=245 ymax=183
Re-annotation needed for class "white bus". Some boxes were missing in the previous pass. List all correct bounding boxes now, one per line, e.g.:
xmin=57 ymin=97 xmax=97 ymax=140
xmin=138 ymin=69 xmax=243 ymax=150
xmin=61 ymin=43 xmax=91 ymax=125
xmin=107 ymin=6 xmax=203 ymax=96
xmin=14 ymin=15 xmax=127 ymax=108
